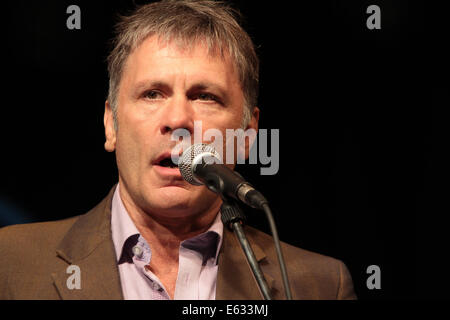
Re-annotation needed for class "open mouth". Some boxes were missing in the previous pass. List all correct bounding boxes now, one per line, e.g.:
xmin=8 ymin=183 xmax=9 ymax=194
xmin=156 ymin=156 xmax=179 ymax=168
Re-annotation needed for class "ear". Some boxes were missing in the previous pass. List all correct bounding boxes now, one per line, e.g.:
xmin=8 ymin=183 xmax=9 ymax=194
xmin=243 ymin=106 xmax=259 ymax=160
xmin=104 ymin=100 xmax=116 ymax=152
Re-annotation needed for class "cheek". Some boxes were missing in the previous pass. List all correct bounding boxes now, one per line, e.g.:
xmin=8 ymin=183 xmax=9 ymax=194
xmin=200 ymin=121 xmax=243 ymax=165
xmin=115 ymin=117 xmax=153 ymax=169
xmin=117 ymin=102 xmax=155 ymax=143
xmin=201 ymin=107 xmax=243 ymax=131
xmin=115 ymin=130 xmax=139 ymax=176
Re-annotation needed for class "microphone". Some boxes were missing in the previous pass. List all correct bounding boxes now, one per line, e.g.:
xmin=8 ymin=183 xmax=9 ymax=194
xmin=179 ymin=143 xmax=294 ymax=299
xmin=178 ymin=143 xmax=268 ymax=209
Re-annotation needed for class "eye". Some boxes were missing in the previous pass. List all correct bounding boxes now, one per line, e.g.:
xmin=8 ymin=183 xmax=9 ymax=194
xmin=198 ymin=93 xmax=215 ymax=100
xmin=143 ymin=90 xmax=163 ymax=100
xmin=195 ymin=93 xmax=222 ymax=104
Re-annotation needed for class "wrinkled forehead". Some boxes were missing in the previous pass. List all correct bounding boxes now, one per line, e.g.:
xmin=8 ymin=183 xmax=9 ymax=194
xmin=122 ymin=34 xmax=239 ymax=85
xmin=129 ymin=33 xmax=236 ymax=71
xmin=155 ymin=32 xmax=230 ymax=57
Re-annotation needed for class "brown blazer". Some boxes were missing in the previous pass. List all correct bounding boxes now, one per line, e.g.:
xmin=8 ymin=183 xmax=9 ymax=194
xmin=0 ymin=187 xmax=356 ymax=300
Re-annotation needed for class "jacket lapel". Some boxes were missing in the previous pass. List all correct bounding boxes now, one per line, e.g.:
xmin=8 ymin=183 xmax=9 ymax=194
xmin=216 ymin=226 xmax=275 ymax=300
xmin=52 ymin=187 xmax=123 ymax=300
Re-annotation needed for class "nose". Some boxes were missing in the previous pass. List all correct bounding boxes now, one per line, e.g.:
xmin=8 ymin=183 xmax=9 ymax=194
xmin=159 ymin=95 xmax=194 ymax=136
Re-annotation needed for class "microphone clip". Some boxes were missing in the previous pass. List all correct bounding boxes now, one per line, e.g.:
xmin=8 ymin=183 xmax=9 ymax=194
xmin=220 ymin=196 xmax=247 ymax=231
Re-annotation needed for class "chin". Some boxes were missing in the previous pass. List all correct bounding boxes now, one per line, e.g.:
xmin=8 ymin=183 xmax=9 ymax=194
xmin=158 ymin=184 xmax=192 ymax=198
xmin=145 ymin=186 xmax=220 ymax=217
xmin=150 ymin=186 xmax=196 ymax=209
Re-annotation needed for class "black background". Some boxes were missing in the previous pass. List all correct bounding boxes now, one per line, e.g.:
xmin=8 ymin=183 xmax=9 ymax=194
xmin=1 ymin=0 xmax=449 ymax=300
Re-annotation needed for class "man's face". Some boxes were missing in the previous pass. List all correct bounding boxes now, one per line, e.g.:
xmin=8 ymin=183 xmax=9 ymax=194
xmin=104 ymin=36 xmax=258 ymax=219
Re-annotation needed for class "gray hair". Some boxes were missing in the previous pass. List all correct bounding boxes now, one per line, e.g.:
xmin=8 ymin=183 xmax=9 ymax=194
xmin=107 ymin=0 xmax=259 ymax=130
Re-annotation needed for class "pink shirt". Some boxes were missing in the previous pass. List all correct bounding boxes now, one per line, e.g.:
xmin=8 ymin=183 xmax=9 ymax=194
xmin=110 ymin=184 xmax=223 ymax=300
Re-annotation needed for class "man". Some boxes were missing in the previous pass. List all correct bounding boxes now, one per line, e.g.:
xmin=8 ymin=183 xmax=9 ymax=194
xmin=0 ymin=0 xmax=356 ymax=300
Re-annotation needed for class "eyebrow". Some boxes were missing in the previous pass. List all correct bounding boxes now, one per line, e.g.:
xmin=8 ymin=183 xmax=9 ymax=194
xmin=133 ymin=80 xmax=171 ymax=95
xmin=188 ymin=82 xmax=228 ymax=99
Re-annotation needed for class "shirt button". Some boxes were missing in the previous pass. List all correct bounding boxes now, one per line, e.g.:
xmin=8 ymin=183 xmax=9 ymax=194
xmin=132 ymin=245 xmax=143 ymax=258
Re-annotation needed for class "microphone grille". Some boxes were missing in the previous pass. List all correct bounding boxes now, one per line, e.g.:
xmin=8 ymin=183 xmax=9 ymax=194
xmin=179 ymin=143 xmax=219 ymax=186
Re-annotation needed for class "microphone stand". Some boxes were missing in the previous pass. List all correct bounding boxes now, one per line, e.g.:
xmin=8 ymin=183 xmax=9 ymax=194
xmin=220 ymin=197 xmax=272 ymax=300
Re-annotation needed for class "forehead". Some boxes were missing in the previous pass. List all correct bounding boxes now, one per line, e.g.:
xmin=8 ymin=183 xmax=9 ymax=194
xmin=122 ymin=35 xmax=239 ymax=85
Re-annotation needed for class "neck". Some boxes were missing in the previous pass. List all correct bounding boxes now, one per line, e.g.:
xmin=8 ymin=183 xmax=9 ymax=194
xmin=118 ymin=184 xmax=222 ymax=259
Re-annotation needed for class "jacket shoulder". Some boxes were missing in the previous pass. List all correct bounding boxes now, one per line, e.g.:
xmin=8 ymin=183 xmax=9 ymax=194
xmin=0 ymin=217 xmax=80 ymax=295
xmin=0 ymin=216 xmax=79 ymax=252
xmin=245 ymin=226 xmax=357 ymax=299
xmin=0 ymin=217 xmax=80 ymax=267
xmin=245 ymin=225 xmax=338 ymax=264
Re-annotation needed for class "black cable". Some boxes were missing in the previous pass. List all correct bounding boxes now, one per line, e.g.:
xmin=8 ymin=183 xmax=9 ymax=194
xmin=262 ymin=203 xmax=293 ymax=300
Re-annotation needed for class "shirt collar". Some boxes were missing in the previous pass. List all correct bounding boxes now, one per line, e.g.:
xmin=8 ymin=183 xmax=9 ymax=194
xmin=181 ymin=212 xmax=223 ymax=265
xmin=110 ymin=183 xmax=224 ymax=265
